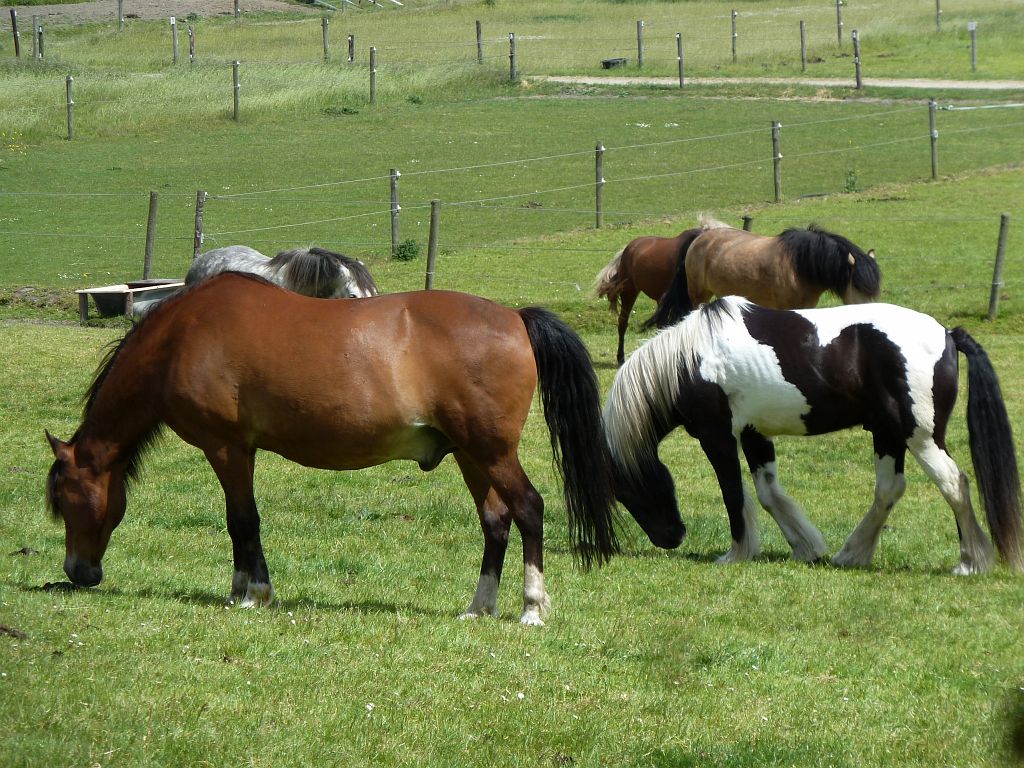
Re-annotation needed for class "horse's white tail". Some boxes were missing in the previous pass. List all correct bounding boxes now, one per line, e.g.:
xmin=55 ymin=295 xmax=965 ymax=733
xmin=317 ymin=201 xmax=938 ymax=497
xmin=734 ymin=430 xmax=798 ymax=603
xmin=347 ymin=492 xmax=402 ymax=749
xmin=593 ymin=247 xmax=627 ymax=308
xmin=698 ymin=213 xmax=733 ymax=231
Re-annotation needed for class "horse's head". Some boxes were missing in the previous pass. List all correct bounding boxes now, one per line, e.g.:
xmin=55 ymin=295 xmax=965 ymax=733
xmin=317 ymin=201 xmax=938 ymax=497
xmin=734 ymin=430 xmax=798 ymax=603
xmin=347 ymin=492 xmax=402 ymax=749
xmin=278 ymin=247 xmax=379 ymax=299
xmin=327 ymin=257 xmax=379 ymax=299
xmin=839 ymin=248 xmax=880 ymax=304
xmin=45 ymin=431 xmax=126 ymax=587
xmin=613 ymin=461 xmax=687 ymax=549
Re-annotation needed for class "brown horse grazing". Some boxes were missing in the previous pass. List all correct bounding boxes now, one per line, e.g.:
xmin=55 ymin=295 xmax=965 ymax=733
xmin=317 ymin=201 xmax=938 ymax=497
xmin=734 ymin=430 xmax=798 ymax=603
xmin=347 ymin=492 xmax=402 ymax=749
xmin=645 ymin=217 xmax=881 ymax=330
xmin=594 ymin=228 xmax=703 ymax=365
xmin=45 ymin=273 xmax=619 ymax=626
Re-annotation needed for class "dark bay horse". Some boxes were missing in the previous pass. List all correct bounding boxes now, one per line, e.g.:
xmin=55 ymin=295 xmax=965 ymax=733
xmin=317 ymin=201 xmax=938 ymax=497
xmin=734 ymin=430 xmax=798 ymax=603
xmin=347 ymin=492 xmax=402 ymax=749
xmin=45 ymin=273 xmax=618 ymax=625
xmin=646 ymin=217 xmax=881 ymax=329
xmin=186 ymin=245 xmax=379 ymax=298
xmin=594 ymin=228 xmax=702 ymax=365
xmin=604 ymin=296 xmax=1023 ymax=574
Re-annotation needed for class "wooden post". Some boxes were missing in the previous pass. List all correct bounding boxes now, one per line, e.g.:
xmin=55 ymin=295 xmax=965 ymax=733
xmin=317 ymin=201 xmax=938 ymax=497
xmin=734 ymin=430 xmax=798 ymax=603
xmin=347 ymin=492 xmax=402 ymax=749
xmin=389 ymin=168 xmax=400 ymax=257
xmin=322 ymin=17 xmax=330 ymax=62
xmin=935 ymin=0 xmax=942 ymax=31
xmin=968 ymin=22 xmax=977 ymax=72
xmin=928 ymin=99 xmax=938 ymax=181
xmin=232 ymin=61 xmax=240 ymax=121
xmin=476 ymin=20 xmax=483 ymax=64
xmin=348 ymin=34 xmax=355 ymax=63
xmin=144 ymin=191 xmax=158 ymax=280
xmin=170 ymin=17 xmax=179 ymax=65
xmin=636 ymin=20 xmax=644 ymax=69
xmin=188 ymin=25 xmax=195 ymax=64
xmin=10 ymin=10 xmax=20 ymax=58
xmin=800 ymin=20 xmax=806 ymax=72
xmin=595 ymin=141 xmax=605 ymax=229
xmin=987 ymin=214 xmax=1010 ymax=320
xmin=234 ymin=0 xmax=240 ymax=20
xmin=852 ymin=29 xmax=862 ymax=89
xmin=65 ymin=75 xmax=74 ymax=141
xmin=509 ymin=33 xmax=516 ymax=82
xmin=731 ymin=10 xmax=737 ymax=63
xmin=425 ymin=199 xmax=440 ymax=289
xmin=677 ymin=33 xmax=684 ymax=88
xmin=771 ymin=121 xmax=782 ymax=203
xmin=118 ymin=0 xmax=124 ymax=31
xmin=742 ymin=215 xmax=753 ymax=231
xmin=836 ymin=0 xmax=843 ymax=47
xmin=193 ymin=190 xmax=207 ymax=260
xmin=369 ymin=46 xmax=376 ymax=103
xmin=36 ymin=23 xmax=43 ymax=61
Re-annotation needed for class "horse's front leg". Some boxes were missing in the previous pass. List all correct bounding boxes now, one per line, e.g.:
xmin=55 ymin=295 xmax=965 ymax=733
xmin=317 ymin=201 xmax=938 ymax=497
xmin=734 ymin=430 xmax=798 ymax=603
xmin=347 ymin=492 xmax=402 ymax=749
xmin=700 ymin=432 xmax=760 ymax=563
xmin=205 ymin=446 xmax=275 ymax=607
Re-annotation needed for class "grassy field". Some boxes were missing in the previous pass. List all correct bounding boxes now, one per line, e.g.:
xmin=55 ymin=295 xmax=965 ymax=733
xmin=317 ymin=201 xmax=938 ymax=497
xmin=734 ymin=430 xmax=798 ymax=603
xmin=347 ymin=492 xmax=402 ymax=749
xmin=2 ymin=2 xmax=1024 ymax=766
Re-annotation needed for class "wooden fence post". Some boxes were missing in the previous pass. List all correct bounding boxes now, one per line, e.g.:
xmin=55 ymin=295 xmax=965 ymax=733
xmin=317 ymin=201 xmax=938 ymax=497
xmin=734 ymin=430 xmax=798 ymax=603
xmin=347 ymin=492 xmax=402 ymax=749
xmin=836 ymin=0 xmax=843 ymax=47
xmin=390 ymin=167 xmax=400 ymax=257
xmin=476 ymin=20 xmax=483 ymax=64
xmin=232 ymin=61 xmax=241 ymax=120
xmin=677 ymin=32 xmax=684 ymax=88
xmin=369 ymin=46 xmax=377 ymax=103
xmin=595 ymin=141 xmax=605 ymax=229
xmin=636 ymin=20 xmax=644 ymax=69
xmin=348 ymin=34 xmax=355 ymax=63
xmin=118 ymin=0 xmax=124 ymax=31
xmin=322 ymin=17 xmax=330 ymax=62
xmin=144 ymin=191 xmax=158 ymax=280
xmin=188 ymin=25 xmax=195 ymax=64
xmin=771 ymin=121 xmax=782 ymax=202
xmin=742 ymin=215 xmax=753 ymax=231
xmin=800 ymin=21 xmax=806 ymax=72
xmin=731 ymin=10 xmax=738 ymax=63
xmin=234 ymin=0 xmax=240 ymax=20
xmin=852 ymin=29 xmax=862 ymax=89
xmin=65 ymin=75 xmax=74 ymax=141
xmin=935 ymin=0 xmax=942 ymax=31
xmin=193 ymin=190 xmax=207 ymax=261
xmin=509 ymin=33 xmax=517 ymax=82
xmin=10 ymin=10 xmax=20 ymax=58
xmin=170 ymin=17 xmax=179 ymax=65
xmin=968 ymin=22 xmax=977 ymax=72
xmin=425 ymin=199 xmax=440 ymax=289
xmin=36 ymin=23 xmax=44 ymax=61
xmin=987 ymin=214 xmax=1010 ymax=320
xmin=928 ymin=99 xmax=938 ymax=180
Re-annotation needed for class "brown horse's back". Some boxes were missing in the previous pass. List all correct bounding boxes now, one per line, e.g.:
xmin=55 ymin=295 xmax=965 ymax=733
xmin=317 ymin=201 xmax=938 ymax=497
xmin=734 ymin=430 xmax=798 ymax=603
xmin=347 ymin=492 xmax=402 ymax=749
xmin=145 ymin=275 xmax=537 ymax=471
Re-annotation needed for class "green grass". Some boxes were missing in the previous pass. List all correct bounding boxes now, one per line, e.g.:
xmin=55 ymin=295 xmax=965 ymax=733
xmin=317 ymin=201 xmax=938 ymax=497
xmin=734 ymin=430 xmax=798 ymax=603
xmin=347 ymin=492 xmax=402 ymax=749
xmin=2 ymin=2 xmax=1024 ymax=766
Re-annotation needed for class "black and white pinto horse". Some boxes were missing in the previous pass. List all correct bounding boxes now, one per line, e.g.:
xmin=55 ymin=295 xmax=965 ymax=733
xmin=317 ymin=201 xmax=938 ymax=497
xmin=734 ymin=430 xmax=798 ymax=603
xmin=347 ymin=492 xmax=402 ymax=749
xmin=603 ymin=296 xmax=1023 ymax=574
xmin=186 ymin=245 xmax=379 ymax=298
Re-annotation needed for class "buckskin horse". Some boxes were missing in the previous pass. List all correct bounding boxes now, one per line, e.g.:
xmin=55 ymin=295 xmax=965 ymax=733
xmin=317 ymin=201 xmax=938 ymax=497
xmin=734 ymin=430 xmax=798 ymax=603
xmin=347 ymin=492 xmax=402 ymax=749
xmin=46 ymin=273 xmax=619 ymax=625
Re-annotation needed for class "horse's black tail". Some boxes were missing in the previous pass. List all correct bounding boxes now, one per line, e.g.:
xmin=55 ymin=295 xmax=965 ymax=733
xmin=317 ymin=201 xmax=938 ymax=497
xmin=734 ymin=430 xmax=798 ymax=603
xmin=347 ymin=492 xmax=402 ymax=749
xmin=951 ymin=327 xmax=1024 ymax=571
xmin=642 ymin=228 xmax=703 ymax=330
xmin=519 ymin=307 xmax=620 ymax=568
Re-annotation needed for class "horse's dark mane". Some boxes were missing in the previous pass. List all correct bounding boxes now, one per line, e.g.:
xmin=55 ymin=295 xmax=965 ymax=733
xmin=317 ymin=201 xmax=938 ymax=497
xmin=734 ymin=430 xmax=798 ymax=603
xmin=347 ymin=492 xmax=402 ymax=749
xmin=269 ymin=247 xmax=378 ymax=297
xmin=779 ymin=224 xmax=881 ymax=299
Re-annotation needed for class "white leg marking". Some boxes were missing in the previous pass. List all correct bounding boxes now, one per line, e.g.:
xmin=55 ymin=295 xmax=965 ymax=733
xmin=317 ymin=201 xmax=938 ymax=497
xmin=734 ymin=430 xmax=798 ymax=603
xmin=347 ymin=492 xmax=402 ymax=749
xmin=752 ymin=463 xmax=827 ymax=562
xmin=911 ymin=436 xmax=994 ymax=575
xmin=834 ymin=455 xmax=905 ymax=568
xmin=718 ymin=486 xmax=761 ymax=564
xmin=241 ymin=581 xmax=276 ymax=608
xmin=460 ymin=573 xmax=499 ymax=620
xmin=519 ymin=563 xmax=550 ymax=627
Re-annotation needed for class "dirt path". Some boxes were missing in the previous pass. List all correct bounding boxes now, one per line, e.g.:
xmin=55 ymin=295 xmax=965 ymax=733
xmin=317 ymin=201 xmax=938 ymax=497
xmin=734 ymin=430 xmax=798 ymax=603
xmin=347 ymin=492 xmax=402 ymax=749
xmin=2 ymin=0 xmax=316 ymax=27
xmin=547 ymin=75 xmax=1024 ymax=92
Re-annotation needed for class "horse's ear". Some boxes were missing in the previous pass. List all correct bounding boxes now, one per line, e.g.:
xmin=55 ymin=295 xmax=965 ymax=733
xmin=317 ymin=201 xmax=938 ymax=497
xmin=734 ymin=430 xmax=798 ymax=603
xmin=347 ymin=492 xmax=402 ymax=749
xmin=847 ymin=253 xmax=856 ymax=266
xmin=868 ymin=249 xmax=876 ymax=259
xmin=45 ymin=430 xmax=70 ymax=458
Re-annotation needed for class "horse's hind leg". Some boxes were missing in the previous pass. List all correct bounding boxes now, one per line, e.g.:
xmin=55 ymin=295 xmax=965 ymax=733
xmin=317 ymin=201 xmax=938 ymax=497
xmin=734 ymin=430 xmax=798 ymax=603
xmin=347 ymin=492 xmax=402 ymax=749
xmin=455 ymin=453 xmax=550 ymax=625
xmin=740 ymin=429 xmax=826 ymax=562
xmin=616 ymin=288 xmax=639 ymax=366
xmin=204 ymin=445 xmax=275 ymax=607
xmin=833 ymin=438 xmax=907 ymax=568
xmin=909 ymin=435 xmax=994 ymax=574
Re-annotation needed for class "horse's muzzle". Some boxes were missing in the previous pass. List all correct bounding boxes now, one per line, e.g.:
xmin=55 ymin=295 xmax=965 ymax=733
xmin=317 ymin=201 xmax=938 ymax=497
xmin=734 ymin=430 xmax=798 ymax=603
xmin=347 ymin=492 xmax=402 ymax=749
xmin=64 ymin=557 xmax=103 ymax=587
xmin=649 ymin=522 xmax=687 ymax=550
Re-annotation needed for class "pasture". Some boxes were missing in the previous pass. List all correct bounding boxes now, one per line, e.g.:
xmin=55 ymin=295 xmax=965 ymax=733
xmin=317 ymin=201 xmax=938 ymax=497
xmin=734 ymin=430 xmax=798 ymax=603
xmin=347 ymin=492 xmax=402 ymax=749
xmin=2 ymin=1 xmax=1024 ymax=766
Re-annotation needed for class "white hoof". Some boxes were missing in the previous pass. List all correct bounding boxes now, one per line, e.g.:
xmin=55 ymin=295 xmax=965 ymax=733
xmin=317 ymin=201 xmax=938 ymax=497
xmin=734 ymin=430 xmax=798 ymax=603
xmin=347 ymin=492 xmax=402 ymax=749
xmin=240 ymin=582 xmax=275 ymax=608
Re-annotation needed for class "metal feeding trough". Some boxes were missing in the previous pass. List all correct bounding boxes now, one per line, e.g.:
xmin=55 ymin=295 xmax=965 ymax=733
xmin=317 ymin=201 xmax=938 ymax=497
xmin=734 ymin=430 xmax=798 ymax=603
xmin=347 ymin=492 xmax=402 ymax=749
xmin=76 ymin=279 xmax=184 ymax=324
xmin=602 ymin=57 xmax=628 ymax=69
